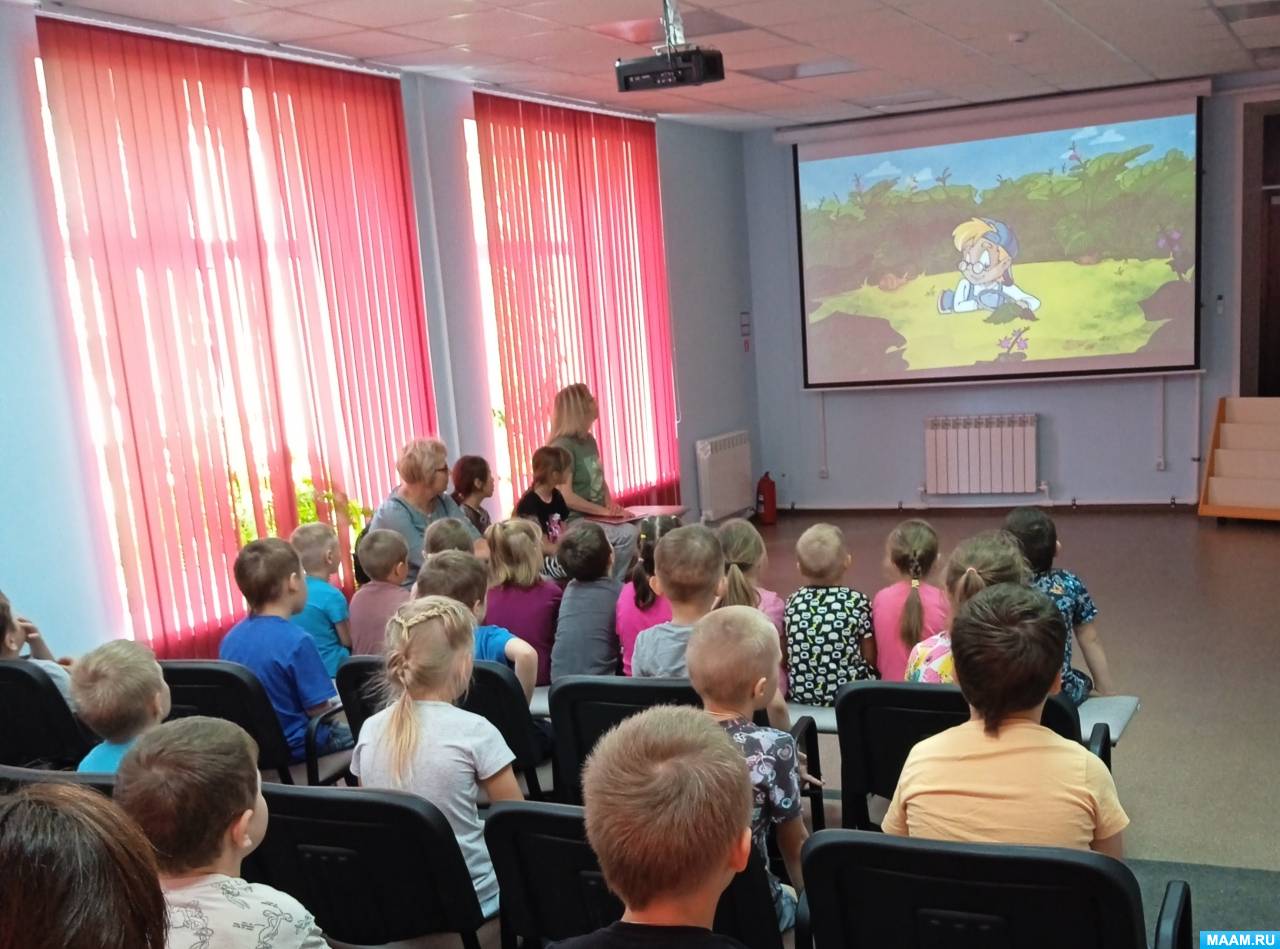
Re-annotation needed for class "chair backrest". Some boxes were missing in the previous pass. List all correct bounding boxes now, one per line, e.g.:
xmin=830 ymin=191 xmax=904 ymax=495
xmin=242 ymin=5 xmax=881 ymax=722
xmin=0 ymin=660 xmax=95 ymax=768
xmin=485 ymin=800 xmax=784 ymax=949
xmin=548 ymin=676 xmax=700 ymax=804
xmin=335 ymin=655 xmax=386 ymax=740
xmin=835 ymin=681 xmax=1082 ymax=829
xmin=0 ymin=763 xmax=116 ymax=797
xmin=803 ymin=829 xmax=1149 ymax=949
xmin=252 ymin=783 xmax=485 ymax=946
xmin=159 ymin=661 xmax=293 ymax=774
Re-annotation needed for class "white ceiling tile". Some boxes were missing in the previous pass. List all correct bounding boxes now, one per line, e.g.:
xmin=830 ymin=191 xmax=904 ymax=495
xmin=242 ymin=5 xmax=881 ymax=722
xmin=516 ymin=0 xmax=665 ymax=27
xmin=67 ymin=0 xmax=268 ymax=24
xmin=722 ymin=44 xmax=838 ymax=70
xmin=294 ymin=0 xmax=494 ymax=29
xmin=691 ymin=28 xmax=797 ymax=52
xmin=392 ymin=8 xmax=558 ymax=45
xmin=370 ymin=46 xmax=511 ymax=68
xmin=292 ymin=30 xmax=443 ymax=57
xmin=721 ymin=0 xmax=882 ymax=27
xmin=191 ymin=8 xmax=353 ymax=41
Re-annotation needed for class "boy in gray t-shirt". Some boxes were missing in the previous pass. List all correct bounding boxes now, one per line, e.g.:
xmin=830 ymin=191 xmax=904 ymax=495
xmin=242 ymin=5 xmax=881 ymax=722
xmin=551 ymin=523 xmax=624 ymax=679
xmin=631 ymin=525 xmax=725 ymax=679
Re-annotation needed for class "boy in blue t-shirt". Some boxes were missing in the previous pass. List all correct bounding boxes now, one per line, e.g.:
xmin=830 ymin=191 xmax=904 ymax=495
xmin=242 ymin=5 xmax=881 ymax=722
xmin=290 ymin=523 xmax=351 ymax=677
xmin=414 ymin=549 xmax=538 ymax=703
xmin=219 ymin=538 xmax=353 ymax=760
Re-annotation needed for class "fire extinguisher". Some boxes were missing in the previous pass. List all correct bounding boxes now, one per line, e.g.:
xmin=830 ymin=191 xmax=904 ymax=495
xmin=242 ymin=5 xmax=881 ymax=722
xmin=756 ymin=472 xmax=778 ymax=526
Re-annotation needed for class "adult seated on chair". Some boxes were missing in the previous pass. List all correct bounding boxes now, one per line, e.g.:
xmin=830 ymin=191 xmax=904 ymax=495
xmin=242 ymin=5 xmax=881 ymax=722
xmin=370 ymin=438 xmax=481 ymax=587
xmin=883 ymin=584 xmax=1128 ymax=857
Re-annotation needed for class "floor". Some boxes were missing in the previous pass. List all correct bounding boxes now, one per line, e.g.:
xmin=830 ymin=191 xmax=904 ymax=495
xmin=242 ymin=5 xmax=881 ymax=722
xmin=755 ymin=508 xmax=1280 ymax=872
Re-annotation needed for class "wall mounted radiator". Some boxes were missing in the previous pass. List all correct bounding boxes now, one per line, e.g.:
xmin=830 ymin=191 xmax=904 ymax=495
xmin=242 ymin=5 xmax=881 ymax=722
xmin=696 ymin=430 xmax=755 ymax=521
xmin=925 ymin=414 xmax=1039 ymax=495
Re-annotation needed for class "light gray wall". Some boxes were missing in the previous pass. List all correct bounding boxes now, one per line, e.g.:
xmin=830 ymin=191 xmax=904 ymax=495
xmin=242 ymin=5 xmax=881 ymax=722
xmin=656 ymin=120 xmax=762 ymax=520
xmin=0 ymin=0 xmax=119 ymax=655
xmin=742 ymin=91 xmax=1246 ymax=509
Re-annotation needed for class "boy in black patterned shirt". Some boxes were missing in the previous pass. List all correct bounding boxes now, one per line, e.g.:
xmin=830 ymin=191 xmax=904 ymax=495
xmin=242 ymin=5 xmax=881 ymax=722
xmin=783 ymin=524 xmax=878 ymax=706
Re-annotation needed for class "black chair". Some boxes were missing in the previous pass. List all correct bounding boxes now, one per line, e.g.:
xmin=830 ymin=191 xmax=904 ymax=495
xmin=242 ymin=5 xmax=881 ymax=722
xmin=0 ymin=660 xmax=95 ymax=769
xmin=463 ymin=661 xmax=552 ymax=800
xmin=335 ymin=654 xmax=384 ymax=740
xmin=0 ymin=763 xmax=116 ymax=797
xmin=835 ymin=681 xmax=1110 ymax=830
xmin=800 ymin=830 xmax=1191 ymax=949
xmin=160 ymin=660 xmax=348 ymax=787
xmin=485 ymin=800 xmax=785 ymax=949
xmin=252 ymin=783 xmax=488 ymax=949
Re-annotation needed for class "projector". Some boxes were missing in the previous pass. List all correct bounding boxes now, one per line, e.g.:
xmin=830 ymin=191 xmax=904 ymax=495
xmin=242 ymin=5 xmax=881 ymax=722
xmin=615 ymin=47 xmax=724 ymax=92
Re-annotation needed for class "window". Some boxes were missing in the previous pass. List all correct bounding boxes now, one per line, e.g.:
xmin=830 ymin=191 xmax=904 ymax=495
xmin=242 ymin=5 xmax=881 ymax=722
xmin=468 ymin=93 xmax=680 ymax=508
xmin=36 ymin=21 xmax=435 ymax=657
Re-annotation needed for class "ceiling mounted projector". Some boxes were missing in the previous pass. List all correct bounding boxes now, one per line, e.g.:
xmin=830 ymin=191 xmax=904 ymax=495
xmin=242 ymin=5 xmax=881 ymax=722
xmin=615 ymin=0 xmax=724 ymax=92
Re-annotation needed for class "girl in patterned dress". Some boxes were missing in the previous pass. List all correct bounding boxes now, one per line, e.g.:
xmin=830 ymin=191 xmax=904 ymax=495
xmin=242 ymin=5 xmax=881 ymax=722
xmin=905 ymin=530 xmax=1030 ymax=684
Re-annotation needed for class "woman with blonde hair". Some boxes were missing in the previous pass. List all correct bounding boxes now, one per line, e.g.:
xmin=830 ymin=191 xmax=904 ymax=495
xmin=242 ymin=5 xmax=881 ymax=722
xmin=482 ymin=519 xmax=563 ymax=685
xmin=549 ymin=383 xmax=637 ymax=582
xmin=369 ymin=438 xmax=480 ymax=585
xmin=351 ymin=596 xmax=522 ymax=918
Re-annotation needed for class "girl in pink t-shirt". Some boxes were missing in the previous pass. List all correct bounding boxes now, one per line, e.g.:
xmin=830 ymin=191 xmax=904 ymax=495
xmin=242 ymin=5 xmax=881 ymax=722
xmin=616 ymin=515 xmax=680 ymax=675
xmin=873 ymin=520 xmax=950 ymax=681
xmin=717 ymin=518 xmax=789 ymax=694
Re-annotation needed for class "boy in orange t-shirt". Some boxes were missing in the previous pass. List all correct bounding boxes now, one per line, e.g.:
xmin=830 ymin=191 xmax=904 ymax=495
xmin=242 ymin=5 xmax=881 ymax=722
xmin=882 ymin=583 xmax=1128 ymax=857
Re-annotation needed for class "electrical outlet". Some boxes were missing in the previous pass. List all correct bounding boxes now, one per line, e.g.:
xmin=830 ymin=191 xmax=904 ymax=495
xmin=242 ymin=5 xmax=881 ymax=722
xmin=818 ymin=466 xmax=830 ymax=479
xmin=1155 ymin=458 xmax=1167 ymax=471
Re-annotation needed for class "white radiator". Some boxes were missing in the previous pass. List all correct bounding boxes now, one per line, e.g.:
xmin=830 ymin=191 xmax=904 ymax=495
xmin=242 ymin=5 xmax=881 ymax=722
xmin=696 ymin=431 xmax=755 ymax=521
xmin=925 ymin=414 xmax=1038 ymax=495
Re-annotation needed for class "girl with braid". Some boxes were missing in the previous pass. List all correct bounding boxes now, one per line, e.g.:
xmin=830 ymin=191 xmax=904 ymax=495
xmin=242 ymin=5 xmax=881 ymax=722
xmin=872 ymin=521 xmax=950 ymax=681
xmin=351 ymin=596 xmax=523 ymax=917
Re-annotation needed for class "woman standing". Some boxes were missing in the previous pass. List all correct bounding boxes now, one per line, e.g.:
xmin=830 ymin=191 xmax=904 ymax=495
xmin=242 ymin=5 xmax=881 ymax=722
xmin=549 ymin=384 xmax=637 ymax=582
xmin=370 ymin=438 xmax=480 ymax=586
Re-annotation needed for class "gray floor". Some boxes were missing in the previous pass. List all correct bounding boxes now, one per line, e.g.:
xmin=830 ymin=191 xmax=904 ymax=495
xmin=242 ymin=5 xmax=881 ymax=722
xmin=757 ymin=508 xmax=1280 ymax=871
xmin=1131 ymin=859 xmax=1280 ymax=938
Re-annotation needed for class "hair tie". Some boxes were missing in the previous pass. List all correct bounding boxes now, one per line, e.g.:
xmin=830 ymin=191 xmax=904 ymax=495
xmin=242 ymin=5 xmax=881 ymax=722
xmin=965 ymin=566 xmax=978 ymax=577
xmin=910 ymin=578 xmax=921 ymax=588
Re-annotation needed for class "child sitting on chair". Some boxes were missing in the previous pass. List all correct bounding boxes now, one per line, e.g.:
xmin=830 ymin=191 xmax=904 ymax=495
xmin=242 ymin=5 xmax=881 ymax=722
xmin=71 ymin=640 xmax=171 ymax=773
xmin=687 ymin=607 xmax=806 ymax=933
xmin=289 ymin=523 xmax=351 ymax=678
xmin=550 ymin=521 xmax=622 ymax=680
xmin=348 ymin=529 xmax=411 ymax=656
xmin=883 ymin=584 xmax=1128 ymax=856
xmin=549 ymin=705 xmax=753 ymax=948
xmin=116 ymin=716 xmax=329 ymax=947
xmin=484 ymin=519 xmax=564 ymax=686
xmin=0 ymin=589 xmax=74 ymax=704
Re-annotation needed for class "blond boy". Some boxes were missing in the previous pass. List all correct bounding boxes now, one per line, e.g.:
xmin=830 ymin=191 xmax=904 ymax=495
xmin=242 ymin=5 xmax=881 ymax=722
xmin=549 ymin=705 xmax=752 ymax=948
xmin=630 ymin=525 xmax=725 ymax=678
xmin=688 ymin=607 xmax=807 ymax=931
xmin=349 ymin=528 xmax=411 ymax=657
xmin=71 ymin=640 xmax=171 ymax=774
xmin=784 ymin=524 xmax=878 ymax=706
xmin=290 ymin=523 xmax=351 ymax=678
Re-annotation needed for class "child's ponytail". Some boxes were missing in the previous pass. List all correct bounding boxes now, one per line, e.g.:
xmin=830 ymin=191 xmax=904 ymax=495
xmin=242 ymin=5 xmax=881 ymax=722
xmin=716 ymin=518 xmax=766 ymax=610
xmin=380 ymin=596 xmax=476 ymax=785
xmin=887 ymin=520 xmax=940 ymax=649
xmin=944 ymin=529 xmax=1030 ymax=612
xmin=631 ymin=515 xmax=681 ymax=609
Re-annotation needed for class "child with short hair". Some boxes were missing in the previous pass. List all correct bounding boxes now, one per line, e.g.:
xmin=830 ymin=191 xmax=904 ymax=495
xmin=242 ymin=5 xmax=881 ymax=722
xmin=219 ymin=538 xmax=353 ymax=760
xmin=71 ymin=640 xmax=171 ymax=773
xmin=1004 ymin=507 xmax=1115 ymax=704
xmin=631 ymin=525 xmax=725 ymax=679
xmin=872 ymin=519 xmax=950 ymax=681
xmin=905 ymin=530 xmax=1030 ymax=685
xmin=884 ymin=584 xmax=1129 ymax=856
xmin=614 ymin=515 xmax=678 ymax=675
xmin=426 ymin=516 xmax=480 ymax=556
xmin=716 ymin=518 xmax=788 ymax=693
xmin=784 ymin=524 xmax=877 ymax=706
xmin=289 ymin=523 xmax=351 ymax=677
xmin=349 ymin=529 xmax=411 ymax=656
xmin=352 ymin=596 xmax=523 ymax=917
xmin=415 ymin=551 xmax=538 ymax=702
xmin=550 ymin=521 xmax=622 ymax=680
xmin=551 ymin=705 xmax=753 ymax=948
xmin=687 ymin=607 xmax=806 ymax=932
xmin=116 ymin=716 xmax=329 ymax=947
xmin=452 ymin=455 xmax=495 ymax=535
xmin=516 ymin=445 xmax=575 ymax=580
xmin=483 ymin=519 xmax=564 ymax=686
xmin=0 ymin=590 xmax=74 ymax=703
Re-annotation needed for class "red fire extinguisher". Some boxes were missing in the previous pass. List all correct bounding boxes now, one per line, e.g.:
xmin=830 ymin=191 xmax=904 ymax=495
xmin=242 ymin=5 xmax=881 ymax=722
xmin=756 ymin=472 xmax=778 ymax=526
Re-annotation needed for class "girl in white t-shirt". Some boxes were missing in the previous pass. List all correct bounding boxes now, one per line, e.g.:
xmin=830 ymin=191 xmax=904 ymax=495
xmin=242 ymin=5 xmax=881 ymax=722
xmin=351 ymin=596 xmax=522 ymax=917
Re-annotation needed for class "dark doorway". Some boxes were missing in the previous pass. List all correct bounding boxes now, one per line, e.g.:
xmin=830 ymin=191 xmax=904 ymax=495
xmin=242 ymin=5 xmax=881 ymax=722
xmin=1261 ymin=114 xmax=1280 ymax=396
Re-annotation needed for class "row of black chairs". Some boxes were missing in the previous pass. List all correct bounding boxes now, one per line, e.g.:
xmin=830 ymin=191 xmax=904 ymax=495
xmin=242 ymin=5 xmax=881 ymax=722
xmin=0 ymin=764 xmax=1192 ymax=949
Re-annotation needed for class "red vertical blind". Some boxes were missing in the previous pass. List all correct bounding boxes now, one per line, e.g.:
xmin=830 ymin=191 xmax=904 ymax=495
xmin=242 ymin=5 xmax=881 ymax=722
xmin=36 ymin=20 xmax=434 ymax=657
xmin=472 ymin=93 xmax=679 ymax=507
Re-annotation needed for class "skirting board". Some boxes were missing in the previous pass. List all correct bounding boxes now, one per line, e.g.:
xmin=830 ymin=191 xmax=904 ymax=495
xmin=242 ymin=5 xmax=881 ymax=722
xmin=781 ymin=499 xmax=1197 ymax=512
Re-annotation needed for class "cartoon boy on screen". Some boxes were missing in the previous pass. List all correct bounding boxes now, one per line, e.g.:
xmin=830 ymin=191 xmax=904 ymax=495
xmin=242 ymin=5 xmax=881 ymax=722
xmin=937 ymin=217 xmax=1041 ymax=314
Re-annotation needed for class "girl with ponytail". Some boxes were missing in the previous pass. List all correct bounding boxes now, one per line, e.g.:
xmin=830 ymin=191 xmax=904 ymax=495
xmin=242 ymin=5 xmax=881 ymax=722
xmin=716 ymin=518 xmax=789 ymax=694
xmin=350 ymin=596 xmax=522 ymax=918
xmin=904 ymin=530 xmax=1030 ymax=685
xmin=616 ymin=515 xmax=680 ymax=675
xmin=872 ymin=520 xmax=950 ymax=681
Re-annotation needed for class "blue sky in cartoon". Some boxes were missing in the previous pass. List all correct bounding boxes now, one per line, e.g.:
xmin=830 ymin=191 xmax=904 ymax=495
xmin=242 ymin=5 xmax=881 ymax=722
xmin=798 ymin=112 xmax=1196 ymax=207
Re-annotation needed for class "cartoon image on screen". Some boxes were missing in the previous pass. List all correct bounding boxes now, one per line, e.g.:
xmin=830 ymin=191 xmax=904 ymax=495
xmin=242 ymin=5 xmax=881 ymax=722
xmin=797 ymin=112 xmax=1197 ymax=386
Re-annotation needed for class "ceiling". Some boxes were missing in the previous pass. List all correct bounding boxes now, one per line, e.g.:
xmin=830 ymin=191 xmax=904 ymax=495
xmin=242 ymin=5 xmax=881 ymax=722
xmin=39 ymin=0 xmax=1280 ymax=129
